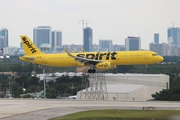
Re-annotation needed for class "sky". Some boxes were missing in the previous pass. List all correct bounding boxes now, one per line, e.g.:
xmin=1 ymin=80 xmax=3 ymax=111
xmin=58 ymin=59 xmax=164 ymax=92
xmin=0 ymin=0 xmax=180 ymax=49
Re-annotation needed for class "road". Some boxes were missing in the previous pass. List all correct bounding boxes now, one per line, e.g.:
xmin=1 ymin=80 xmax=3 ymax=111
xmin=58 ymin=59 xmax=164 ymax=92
xmin=0 ymin=99 xmax=180 ymax=120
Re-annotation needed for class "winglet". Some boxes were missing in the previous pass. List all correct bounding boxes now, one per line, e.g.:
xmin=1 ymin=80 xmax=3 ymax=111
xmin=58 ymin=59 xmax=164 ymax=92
xmin=81 ymin=48 xmax=85 ymax=52
xmin=64 ymin=48 xmax=74 ymax=57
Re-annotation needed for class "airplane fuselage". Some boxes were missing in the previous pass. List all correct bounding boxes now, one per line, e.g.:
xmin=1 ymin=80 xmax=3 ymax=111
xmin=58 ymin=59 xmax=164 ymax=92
xmin=19 ymin=50 xmax=163 ymax=68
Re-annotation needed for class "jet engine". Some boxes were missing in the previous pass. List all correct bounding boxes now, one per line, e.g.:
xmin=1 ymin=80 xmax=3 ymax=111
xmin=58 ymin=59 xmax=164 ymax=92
xmin=96 ymin=62 xmax=111 ymax=69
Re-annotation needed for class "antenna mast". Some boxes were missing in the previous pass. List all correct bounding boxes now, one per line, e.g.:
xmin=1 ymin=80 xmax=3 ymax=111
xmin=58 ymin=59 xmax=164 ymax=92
xmin=79 ymin=19 xmax=93 ymax=29
xmin=170 ymin=21 xmax=180 ymax=27
xmin=79 ymin=19 xmax=85 ymax=30
xmin=171 ymin=22 xmax=175 ymax=27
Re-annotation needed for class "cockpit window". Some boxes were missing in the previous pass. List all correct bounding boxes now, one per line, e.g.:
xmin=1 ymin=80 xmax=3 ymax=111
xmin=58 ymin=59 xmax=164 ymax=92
xmin=152 ymin=54 xmax=159 ymax=56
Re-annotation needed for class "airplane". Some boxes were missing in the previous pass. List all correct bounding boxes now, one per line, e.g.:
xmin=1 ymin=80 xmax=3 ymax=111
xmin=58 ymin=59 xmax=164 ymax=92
xmin=19 ymin=35 xmax=164 ymax=73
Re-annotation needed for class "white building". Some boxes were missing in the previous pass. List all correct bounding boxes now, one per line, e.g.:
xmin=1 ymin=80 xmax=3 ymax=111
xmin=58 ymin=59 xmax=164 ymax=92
xmin=77 ymin=73 xmax=169 ymax=101
xmin=3 ymin=46 xmax=20 ymax=56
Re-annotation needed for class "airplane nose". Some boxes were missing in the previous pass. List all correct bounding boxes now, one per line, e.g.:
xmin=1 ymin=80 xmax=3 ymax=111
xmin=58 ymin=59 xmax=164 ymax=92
xmin=160 ymin=56 xmax=164 ymax=62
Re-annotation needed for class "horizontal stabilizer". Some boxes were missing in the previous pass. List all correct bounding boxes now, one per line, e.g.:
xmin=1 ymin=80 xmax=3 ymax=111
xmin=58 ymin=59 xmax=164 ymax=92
xmin=20 ymin=56 xmax=35 ymax=60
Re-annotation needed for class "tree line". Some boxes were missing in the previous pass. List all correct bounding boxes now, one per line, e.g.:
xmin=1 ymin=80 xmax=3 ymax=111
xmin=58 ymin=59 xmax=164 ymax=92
xmin=0 ymin=73 xmax=85 ymax=98
xmin=0 ymin=56 xmax=180 ymax=100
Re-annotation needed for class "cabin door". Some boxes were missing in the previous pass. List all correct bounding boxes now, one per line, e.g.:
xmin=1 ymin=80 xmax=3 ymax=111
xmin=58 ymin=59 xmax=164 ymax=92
xmin=41 ymin=55 xmax=46 ymax=64
xmin=144 ymin=52 xmax=148 ymax=59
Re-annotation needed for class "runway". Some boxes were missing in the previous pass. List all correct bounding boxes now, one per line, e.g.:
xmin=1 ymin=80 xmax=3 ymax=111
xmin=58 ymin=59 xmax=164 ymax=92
xmin=1 ymin=99 xmax=180 ymax=120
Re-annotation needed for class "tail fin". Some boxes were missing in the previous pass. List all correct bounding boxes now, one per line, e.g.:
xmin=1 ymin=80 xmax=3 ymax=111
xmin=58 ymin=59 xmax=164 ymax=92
xmin=20 ymin=35 xmax=43 ymax=56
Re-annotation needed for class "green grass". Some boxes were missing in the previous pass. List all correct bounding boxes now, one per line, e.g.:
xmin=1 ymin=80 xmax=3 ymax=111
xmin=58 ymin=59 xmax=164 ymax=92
xmin=51 ymin=109 xmax=180 ymax=120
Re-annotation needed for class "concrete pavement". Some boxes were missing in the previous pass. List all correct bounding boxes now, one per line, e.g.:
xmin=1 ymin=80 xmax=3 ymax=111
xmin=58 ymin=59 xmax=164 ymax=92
xmin=0 ymin=99 xmax=180 ymax=120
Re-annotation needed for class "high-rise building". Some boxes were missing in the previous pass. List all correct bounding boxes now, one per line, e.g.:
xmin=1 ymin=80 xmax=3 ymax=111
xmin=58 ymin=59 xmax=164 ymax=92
xmin=0 ymin=36 xmax=3 ymax=51
xmin=0 ymin=28 xmax=8 ymax=52
xmin=167 ymin=27 xmax=180 ymax=46
xmin=167 ymin=37 xmax=173 ymax=56
xmin=125 ymin=36 xmax=141 ymax=51
xmin=99 ymin=40 xmax=113 ymax=51
xmin=62 ymin=44 xmax=83 ymax=52
xmin=113 ymin=44 xmax=125 ymax=51
xmin=159 ymin=43 xmax=168 ymax=56
xmin=154 ymin=33 xmax=159 ymax=44
xmin=83 ymin=27 xmax=93 ymax=52
xmin=52 ymin=30 xmax=62 ymax=52
xmin=33 ymin=26 xmax=52 ymax=48
xmin=171 ymin=45 xmax=180 ymax=56
xmin=149 ymin=42 xmax=159 ymax=53
xmin=149 ymin=42 xmax=168 ymax=56
xmin=92 ymin=43 xmax=99 ymax=52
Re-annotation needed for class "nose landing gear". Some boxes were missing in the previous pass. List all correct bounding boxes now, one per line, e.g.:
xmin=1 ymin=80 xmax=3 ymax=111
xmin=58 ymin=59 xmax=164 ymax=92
xmin=145 ymin=65 xmax=149 ymax=72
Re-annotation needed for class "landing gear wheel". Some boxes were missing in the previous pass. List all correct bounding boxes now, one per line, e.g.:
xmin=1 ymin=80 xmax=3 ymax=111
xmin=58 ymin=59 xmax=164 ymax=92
xmin=145 ymin=65 xmax=149 ymax=71
xmin=87 ymin=69 xmax=96 ymax=73
xmin=88 ymin=69 xmax=91 ymax=73
xmin=92 ymin=69 xmax=96 ymax=73
xmin=145 ymin=65 xmax=149 ymax=72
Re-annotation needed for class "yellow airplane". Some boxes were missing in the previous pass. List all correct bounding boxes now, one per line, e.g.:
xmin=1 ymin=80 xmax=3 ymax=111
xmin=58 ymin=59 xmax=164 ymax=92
xmin=19 ymin=35 xmax=164 ymax=73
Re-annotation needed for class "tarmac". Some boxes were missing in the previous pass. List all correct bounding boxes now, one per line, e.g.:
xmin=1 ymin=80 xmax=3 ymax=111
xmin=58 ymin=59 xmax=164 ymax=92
xmin=1 ymin=99 xmax=180 ymax=120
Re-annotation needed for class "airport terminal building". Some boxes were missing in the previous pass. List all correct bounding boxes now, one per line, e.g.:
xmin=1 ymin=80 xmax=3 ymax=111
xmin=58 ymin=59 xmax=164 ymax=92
xmin=77 ymin=73 xmax=169 ymax=101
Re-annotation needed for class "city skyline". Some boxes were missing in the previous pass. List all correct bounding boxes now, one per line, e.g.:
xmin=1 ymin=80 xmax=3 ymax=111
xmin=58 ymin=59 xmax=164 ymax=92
xmin=0 ymin=0 xmax=180 ymax=49
xmin=1 ymin=26 xmax=180 ymax=52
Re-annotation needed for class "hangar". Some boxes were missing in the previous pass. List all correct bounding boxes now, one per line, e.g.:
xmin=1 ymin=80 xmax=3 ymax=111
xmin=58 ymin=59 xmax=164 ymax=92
xmin=77 ymin=73 xmax=169 ymax=101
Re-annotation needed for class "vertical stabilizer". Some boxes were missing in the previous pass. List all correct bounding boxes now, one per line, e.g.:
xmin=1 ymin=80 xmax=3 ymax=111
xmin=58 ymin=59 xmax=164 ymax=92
xmin=20 ymin=35 xmax=43 ymax=56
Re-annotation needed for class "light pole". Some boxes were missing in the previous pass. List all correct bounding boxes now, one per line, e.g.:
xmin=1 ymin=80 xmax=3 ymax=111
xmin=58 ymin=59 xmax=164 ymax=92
xmin=8 ymin=75 xmax=11 ymax=97
xmin=71 ymin=83 xmax=74 ymax=95
xmin=0 ymin=83 xmax=2 ymax=98
xmin=43 ymin=69 xmax=46 ymax=99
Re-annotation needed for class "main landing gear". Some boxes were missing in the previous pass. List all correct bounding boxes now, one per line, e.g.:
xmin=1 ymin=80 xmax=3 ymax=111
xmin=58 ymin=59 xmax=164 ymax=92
xmin=88 ymin=64 xmax=96 ymax=73
xmin=88 ymin=68 xmax=96 ymax=73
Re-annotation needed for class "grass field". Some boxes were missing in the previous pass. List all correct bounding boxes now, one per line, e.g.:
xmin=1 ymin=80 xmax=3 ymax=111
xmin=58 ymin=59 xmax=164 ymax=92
xmin=51 ymin=109 xmax=180 ymax=120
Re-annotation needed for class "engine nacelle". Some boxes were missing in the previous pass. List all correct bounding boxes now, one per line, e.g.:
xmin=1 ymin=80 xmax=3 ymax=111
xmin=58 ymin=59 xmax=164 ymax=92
xmin=96 ymin=62 xmax=111 ymax=69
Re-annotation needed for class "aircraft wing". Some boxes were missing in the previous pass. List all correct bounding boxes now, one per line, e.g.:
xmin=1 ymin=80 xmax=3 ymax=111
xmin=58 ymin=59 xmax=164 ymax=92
xmin=64 ymin=48 xmax=104 ymax=64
